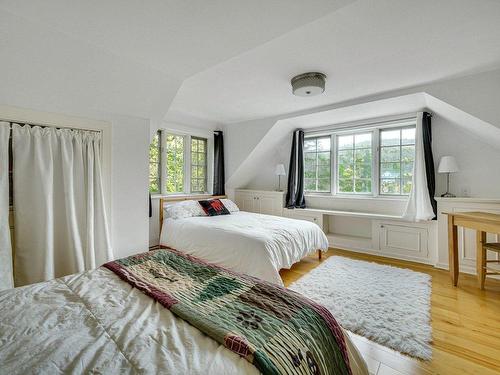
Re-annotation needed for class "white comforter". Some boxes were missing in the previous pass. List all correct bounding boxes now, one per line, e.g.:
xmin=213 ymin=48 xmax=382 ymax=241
xmin=0 ymin=268 xmax=368 ymax=375
xmin=160 ymin=211 xmax=329 ymax=285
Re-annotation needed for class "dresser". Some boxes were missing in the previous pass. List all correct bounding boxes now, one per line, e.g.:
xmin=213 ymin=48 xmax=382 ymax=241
xmin=234 ymin=189 xmax=285 ymax=217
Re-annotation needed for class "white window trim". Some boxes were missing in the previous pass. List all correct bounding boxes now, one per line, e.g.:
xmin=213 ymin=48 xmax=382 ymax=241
xmin=378 ymin=125 xmax=417 ymax=197
xmin=304 ymin=116 xmax=416 ymax=199
xmin=151 ymin=126 xmax=214 ymax=197
xmin=334 ymin=129 xmax=374 ymax=197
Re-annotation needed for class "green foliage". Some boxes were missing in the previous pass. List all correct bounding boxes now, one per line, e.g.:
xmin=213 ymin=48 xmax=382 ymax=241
xmin=379 ymin=128 xmax=415 ymax=195
xmin=149 ymin=133 xmax=160 ymax=193
xmin=304 ymin=137 xmax=332 ymax=193
xmin=148 ymin=132 xmax=208 ymax=194
xmin=306 ymin=128 xmax=415 ymax=196
xmin=191 ymin=137 xmax=207 ymax=193
xmin=166 ymin=134 xmax=184 ymax=193
xmin=337 ymin=134 xmax=372 ymax=194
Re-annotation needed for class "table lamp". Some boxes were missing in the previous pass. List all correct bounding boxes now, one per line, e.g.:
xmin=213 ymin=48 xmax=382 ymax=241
xmin=438 ymin=156 xmax=459 ymax=197
xmin=275 ymin=164 xmax=286 ymax=191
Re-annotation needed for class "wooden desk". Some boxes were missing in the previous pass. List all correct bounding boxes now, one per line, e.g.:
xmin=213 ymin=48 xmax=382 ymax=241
xmin=445 ymin=211 xmax=500 ymax=286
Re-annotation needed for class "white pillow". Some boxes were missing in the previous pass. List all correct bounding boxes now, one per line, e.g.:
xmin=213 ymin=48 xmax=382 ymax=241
xmin=164 ymin=200 xmax=207 ymax=220
xmin=220 ymin=198 xmax=239 ymax=212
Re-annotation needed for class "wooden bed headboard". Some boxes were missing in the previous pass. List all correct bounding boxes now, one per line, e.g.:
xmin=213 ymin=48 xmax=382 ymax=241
xmin=159 ymin=195 xmax=226 ymax=230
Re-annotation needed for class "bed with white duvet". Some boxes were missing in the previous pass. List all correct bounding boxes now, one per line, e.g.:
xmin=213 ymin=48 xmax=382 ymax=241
xmin=159 ymin=199 xmax=329 ymax=285
xmin=0 ymin=265 xmax=367 ymax=375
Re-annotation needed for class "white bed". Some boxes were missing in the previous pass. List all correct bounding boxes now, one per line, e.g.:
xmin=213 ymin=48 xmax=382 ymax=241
xmin=0 ymin=267 xmax=368 ymax=375
xmin=159 ymin=203 xmax=329 ymax=285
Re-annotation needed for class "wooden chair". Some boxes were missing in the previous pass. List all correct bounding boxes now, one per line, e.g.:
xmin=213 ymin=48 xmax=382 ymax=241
xmin=478 ymin=242 xmax=500 ymax=289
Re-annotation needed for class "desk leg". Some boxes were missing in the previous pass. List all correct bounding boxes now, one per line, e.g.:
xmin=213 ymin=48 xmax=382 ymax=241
xmin=448 ymin=219 xmax=459 ymax=286
xmin=476 ymin=231 xmax=486 ymax=290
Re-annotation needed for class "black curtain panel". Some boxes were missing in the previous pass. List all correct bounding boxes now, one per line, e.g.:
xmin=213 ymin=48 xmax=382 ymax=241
xmin=422 ymin=112 xmax=437 ymax=219
xmin=285 ymin=130 xmax=306 ymax=209
xmin=149 ymin=193 xmax=152 ymax=218
xmin=213 ymin=130 xmax=225 ymax=196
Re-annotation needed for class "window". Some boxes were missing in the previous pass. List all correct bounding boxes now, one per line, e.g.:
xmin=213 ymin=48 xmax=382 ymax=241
xmin=165 ymin=133 xmax=185 ymax=193
xmin=149 ymin=131 xmax=160 ymax=194
xmin=190 ymin=137 xmax=207 ymax=193
xmin=149 ymin=130 xmax=210 ymax=195
xmin=379 ymin=127 xmax=416 ymax=195
xmin=304 ymin=120 xmax=416 ymax=197
xmin=337 ymin=132 xmax=372 ymax=194
xmin=304 ymin=136 xmax=331 ymax=192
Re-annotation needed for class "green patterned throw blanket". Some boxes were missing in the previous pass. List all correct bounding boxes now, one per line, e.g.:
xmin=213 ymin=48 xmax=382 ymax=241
xmin=104 ymin=248 xmax=351 ymax=375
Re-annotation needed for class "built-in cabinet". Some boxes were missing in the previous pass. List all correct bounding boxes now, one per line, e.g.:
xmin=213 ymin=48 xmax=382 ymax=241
xmin=283 ymin=208 xmax=323 ymax=228
xmin=234 ymin=189 xmax=284 ymax=217
xmin=284 ymin=207 xmax=437 ymax=265
xmin=376 ymin=221 xmax=430 ymax=262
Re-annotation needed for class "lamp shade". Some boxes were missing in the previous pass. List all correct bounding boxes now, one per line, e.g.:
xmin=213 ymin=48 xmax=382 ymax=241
xmin=275 ymin=164 xmax=286 ymax=176
xmin=438 ymin=156 xmax=459 ymax=173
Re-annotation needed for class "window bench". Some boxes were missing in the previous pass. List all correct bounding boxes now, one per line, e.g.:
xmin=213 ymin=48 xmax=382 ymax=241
xmin=287 ymin=207 xmax=403 ymax=221
xmin=283 ymin=207 xmax=437 ymax=265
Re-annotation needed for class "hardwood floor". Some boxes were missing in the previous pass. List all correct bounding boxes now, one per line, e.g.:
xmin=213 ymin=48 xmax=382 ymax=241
xmin=280 ymin=249 xmax=500 ymax=375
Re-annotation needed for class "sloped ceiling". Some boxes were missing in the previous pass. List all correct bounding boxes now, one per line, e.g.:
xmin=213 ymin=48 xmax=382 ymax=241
xmin=170 ymin=0 xmax=500 ymax=124
xmin=2 ymin=0 xmax=500 ymax=129
xmin=0 ymin=0 xmax=352 ymax=80
xmin=0 ymin=0 xmax=353 ymax=124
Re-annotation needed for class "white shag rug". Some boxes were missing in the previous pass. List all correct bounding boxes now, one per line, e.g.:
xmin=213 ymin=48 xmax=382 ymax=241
xmin=289 ymin=256 xmax=432 ymax=360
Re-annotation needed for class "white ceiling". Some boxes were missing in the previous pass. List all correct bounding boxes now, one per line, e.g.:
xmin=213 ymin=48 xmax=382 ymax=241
xmin=0 ymin=0 xmax=352 ymax=79
xmin=169 ymin=0 xmax=500 ymax=124
xmin=2 ymin=0 xmax=500 ymax=126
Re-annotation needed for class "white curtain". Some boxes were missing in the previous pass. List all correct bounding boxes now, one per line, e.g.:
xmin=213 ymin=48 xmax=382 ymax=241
xmin=12 ymin=124 xmax=113 ymax=286
xmin=0 ymin=122 xmax=14 ymax=290
xmin=403 ymin=112 xmax=435 ymax=221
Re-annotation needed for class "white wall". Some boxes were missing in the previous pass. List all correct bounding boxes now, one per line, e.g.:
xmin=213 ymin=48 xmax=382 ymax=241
xmin=433 ymin=116 xmax=500 ymax=198
xmin=110 ymin=115 xmax=150 ymax=258
xmin=224 ymin=116 xmax=281 ymax=179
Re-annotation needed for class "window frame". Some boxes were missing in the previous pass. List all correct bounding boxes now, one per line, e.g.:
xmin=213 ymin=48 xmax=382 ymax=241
xmin=164 ymin=132 xmax=186 ymax=194
xmin=378 ymin=125 xmax=416 ymax=197
xmin=304 ymin=119 xmax=416 ymax=199
xmin=304 ymin=136 xmax=332 ymax=193
xmin=334 ymin=130 xmax=375 ymax=196
xmin=148 ymin=130 xmax=161 ymax=194
xmin=150 ymin=129 xmax=213 ymax=196
xmin=190 ymin=136 xmax=208 ymax=194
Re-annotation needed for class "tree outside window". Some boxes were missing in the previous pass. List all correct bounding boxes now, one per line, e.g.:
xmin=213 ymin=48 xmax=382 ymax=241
xmin=337 ymin=133 xmax=372 ymax=194
xmin=304 ymin=136 xmax=331 ymax=192
xmin=380 ymin=127 xmax=415 ymax=195
xmin=149 ymin=131 xmax=160 ymax=193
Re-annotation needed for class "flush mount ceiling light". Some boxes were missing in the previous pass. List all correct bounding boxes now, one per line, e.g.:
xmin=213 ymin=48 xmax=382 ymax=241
xmin=291 ymin=72 xmax=327 ymax=97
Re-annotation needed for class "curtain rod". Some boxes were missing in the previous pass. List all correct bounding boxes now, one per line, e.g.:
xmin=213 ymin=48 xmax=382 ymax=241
xmin=1 ymin=119 xmax=102 ymax=133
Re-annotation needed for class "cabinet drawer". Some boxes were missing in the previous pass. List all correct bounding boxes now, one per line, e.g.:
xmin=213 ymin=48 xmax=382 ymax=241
xmin=379 ymin=223 xmax=428 ymax=259
xmin=284 ymin=209 xmax=323 ymax=229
